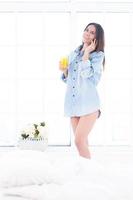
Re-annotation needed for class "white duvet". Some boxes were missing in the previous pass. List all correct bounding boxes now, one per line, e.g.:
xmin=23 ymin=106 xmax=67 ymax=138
xmin=0 ymin=150 xmax=133 ymax=200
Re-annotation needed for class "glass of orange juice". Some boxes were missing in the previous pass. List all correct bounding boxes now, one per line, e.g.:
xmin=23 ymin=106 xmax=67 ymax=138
xmin=59 ymin=56 xmax=69 ymax=70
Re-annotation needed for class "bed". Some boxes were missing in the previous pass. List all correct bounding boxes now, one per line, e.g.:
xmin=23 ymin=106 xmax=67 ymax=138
xmin=0 ymin=150 xmax=133 ymax=200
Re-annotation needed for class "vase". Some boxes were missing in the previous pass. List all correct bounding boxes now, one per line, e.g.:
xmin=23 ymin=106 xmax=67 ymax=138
xmin=18 ymin=138 xmax=48 ymax=151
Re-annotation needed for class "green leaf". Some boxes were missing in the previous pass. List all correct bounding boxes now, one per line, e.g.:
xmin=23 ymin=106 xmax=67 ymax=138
xmin=40 ymin=122 xmax=45 ymax=127
xmin=34 ymin=129 xmax=39 ymax=137
xmin=21 ymin=134 xmax=29 ymax=139
xmin=33 ymin=124 xmax=38 ymax=129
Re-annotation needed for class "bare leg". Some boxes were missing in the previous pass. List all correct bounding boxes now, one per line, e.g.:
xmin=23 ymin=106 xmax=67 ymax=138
xmin=75 ymin=111 xmax=99 ymax=159
xmin=71 ymin=117 xmax=88 ymax=146
xmin=70 ymin=116 xmax=80 ymax=135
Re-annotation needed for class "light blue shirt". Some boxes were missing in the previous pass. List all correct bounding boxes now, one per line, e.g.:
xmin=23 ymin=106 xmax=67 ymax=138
xmin=61 ymin=46 xmax=105 ymax=117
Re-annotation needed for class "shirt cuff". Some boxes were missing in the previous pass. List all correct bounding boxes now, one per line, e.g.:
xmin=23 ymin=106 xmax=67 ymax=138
xmin=61 ymin=73 xmax=67 ymax=83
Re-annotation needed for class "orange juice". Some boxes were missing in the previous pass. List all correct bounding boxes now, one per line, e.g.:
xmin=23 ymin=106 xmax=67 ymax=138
xmin=60 ymin=56 xmax=68 ymax=70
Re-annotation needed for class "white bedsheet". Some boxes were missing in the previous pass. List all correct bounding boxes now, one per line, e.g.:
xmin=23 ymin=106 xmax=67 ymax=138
xmin=0 ymin=151 xmax=133 ymax=200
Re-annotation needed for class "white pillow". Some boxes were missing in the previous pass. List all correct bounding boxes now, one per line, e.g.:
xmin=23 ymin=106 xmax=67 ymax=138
xmin=0 ymin=150 xmax=59 ymax=188
xmin=3 ymin=182 xmax=116 ymax=200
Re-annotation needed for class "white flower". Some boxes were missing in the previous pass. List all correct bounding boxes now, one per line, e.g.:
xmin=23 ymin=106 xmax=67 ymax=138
xmin=22 ymin=124 xmax=35 ymax=137
xmin=20 ymin=121 xmax=48 ymax=140
xmin=38 ymin=126 xmax=48 ymax=139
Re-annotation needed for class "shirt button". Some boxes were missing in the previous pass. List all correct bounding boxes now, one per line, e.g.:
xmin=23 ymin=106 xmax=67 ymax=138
xmin=72 ymin=94 xmax=75 ymax=97
xmin=73 ymin=86 xmax=75 ymax=88
xmin=74 ymin=69 xmax=76 ymax=72
xmin=76 ymin=61 xmax=78 ymax=64
xmin=73 ymin=77 xmax=75 ymax=80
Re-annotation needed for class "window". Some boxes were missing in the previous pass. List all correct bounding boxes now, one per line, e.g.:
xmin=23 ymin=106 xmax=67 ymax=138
xmin=0 ymin=1 xmax=133 ymax=146
xmin=0 ymin=12 xmax=71 ymax=146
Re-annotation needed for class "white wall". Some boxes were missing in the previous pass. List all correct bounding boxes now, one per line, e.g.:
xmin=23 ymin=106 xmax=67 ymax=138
xmin=0 ymin=0 xmax=133 ymax=146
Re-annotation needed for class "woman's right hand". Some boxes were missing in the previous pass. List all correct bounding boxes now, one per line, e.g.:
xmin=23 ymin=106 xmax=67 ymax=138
xmin=59 ymin=57 xmax=68 ymax=70
xmin=59 ymin=60 xmax=65 ymax=71
xmin=59 ymin=61 xmax=68 ymax=77
xmin=59 ymin=57 xmax=68 ymax=77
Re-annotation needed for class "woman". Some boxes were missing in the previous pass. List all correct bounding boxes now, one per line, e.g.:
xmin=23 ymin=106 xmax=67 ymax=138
xmin=59 ymin=22 xmax=105 ymax=159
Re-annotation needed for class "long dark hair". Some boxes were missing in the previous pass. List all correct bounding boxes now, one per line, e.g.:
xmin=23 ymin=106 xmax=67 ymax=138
xmin=79 ymin=22 xmax=105 ymax=67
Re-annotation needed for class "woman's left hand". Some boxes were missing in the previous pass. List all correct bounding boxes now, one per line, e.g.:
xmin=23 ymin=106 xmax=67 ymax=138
xmin=85 ymin=39 xmax=97 ymax=53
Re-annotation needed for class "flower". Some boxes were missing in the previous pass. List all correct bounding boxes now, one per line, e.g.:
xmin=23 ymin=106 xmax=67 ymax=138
xmin=20 ymin=121 xmax=48 ymax=140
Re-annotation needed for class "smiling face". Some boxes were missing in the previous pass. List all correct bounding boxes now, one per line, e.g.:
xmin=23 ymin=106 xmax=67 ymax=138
xmin=82 ymin=25 xmax=96 ymax=45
